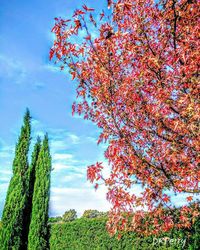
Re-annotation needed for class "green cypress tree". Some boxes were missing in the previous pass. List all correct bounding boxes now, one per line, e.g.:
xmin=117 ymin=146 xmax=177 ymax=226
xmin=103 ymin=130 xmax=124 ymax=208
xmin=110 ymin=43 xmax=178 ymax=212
xmin=0 ymin=109 xmax=31 ymax=250
xmin=23 ymin=137 xmax=41 ymax=249
xmin=28 ymin=134 xmax=51 ymax=250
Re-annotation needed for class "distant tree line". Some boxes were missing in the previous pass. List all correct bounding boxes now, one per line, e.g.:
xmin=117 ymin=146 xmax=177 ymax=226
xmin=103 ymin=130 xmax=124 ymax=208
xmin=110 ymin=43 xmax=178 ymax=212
xmin=0 ymin=109 xmax=52 ymax=250
xmin=49 ymin=209 xmax=108 ymax=224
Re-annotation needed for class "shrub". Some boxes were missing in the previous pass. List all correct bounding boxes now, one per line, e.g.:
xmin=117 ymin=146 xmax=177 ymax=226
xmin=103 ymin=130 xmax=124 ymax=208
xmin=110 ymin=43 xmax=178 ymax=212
xmin=63 ymin=209 xmax=77 ymax=222
xmin=48 ymin=217 xmax=62 ymax=224
xmin=82 ymin=210 xmax=102 ymax=219
xmin=50 ymin=217 xmax=200 ymax=250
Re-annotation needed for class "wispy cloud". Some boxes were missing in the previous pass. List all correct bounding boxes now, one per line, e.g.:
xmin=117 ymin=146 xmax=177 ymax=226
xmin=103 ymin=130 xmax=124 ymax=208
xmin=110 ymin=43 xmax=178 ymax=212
xmin=53 ymin=153 xmax=74 ymax=161
xmin=0 ymin=183 xmax=10 ymax=215
xmin=0 ymin=139 xmax=13 ymax=181
xmin=33 ymin=81 xmax=45 ymax=90
xmin=0 ymin=170 xmax=12 ymax=175
xmin=0 ymin=176 xmax=11 ymax=183
xmin=67 ymin=134 xmax=80 ymax=144
xmin=52 ymin=163 xmax=80 ymax=172
xmin=0 ymin=55 xmax=27 ymax=85
xmin=43 ymin=64 xmax=62 ymax=73
xmin=0 ymin=118 xmax=110 ymax=218
xmin=0 ymin=151 xmax=12 ymax=158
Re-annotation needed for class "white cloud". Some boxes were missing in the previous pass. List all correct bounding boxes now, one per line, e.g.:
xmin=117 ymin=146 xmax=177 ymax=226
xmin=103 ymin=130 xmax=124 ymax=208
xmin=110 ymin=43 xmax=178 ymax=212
xmin=0 ymin=140 xmax=13 ymax=189
xmin=50 ymin=185 xmax=111 ymax=217
xmin=72 ymin=114 xmax=83 ymax=119
xmin=31 ymin=118 xmax=42 ymax=128
xmin=0 ymin=120 xmax=109 ymax=218
xmin=51 ymin=140 xmax=68 ymax=151
xmin=60 ymin=173 xmax=83 ymax=183
xmin=0 ymin=176 xmax=11 ymax=182
xmin=0 ymin=151 xmax=11 ymax=158
xmin=0 ymin=170 xmax=12 ymax=175
xmin=53 ymin=153 xmax=73 ymax=161
xmin=67 ymin=134 xmax=80 ymax=144
xmin=96 ymin=158 xmax=111 ymax=179
xmin=44 ymin=64 xmax=62 ymax=73
xmin=85 ymin=136 xmax=97 ymax=144
xmin=51 ymin=131 xmax=81 ymax=145
xmin=52 ymin=163 xmax=77 ymax=171
xmin=51 ymin=151 xmax=83 ymax=172
xmin=0 ymin=183 xmax=9 ymax=194
xmin=170 ymin=192 xmax=198 ymax=207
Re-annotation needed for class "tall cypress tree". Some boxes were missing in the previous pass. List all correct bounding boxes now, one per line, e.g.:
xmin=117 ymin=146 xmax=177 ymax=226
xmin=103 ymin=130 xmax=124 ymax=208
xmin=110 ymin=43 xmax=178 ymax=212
xmin=28 ymin=134 xmax=51 ymax=250
xmin=23 ymin=137 xmax=41 ymax=249
xmin=0 ymin=109 xmax=31 ymax=250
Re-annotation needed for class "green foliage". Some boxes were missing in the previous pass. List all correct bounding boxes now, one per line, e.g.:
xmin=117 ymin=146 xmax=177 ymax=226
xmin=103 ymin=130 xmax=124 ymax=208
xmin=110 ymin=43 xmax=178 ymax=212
xmin=0 ymin=109 xmax=31 ymax=250
xmin=82 ymin=210 xmax=103 ymax=219
xmin=23 ymin=137 xmax=41 ymax=248
xmin=98 ymin=211 xmax=109 ymax=218
xmin=187 ymin=215 xmax=200 ymax=250
xmin=48 ymin=217 xmax=62 ymax=224
xmin=28 ymin=137 xmax=42 ymax=205
xmin=28 ymin=134 xmax=51 ymax=250
xmin=50 ymin=217 xmax=200 ymax=250
xmin=63 ymin=209 xmax=77 ymax=222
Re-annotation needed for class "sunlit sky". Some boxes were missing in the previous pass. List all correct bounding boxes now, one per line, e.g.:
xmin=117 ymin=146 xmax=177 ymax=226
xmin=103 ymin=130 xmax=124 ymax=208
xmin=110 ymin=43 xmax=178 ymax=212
xmin=0 ymin=0 xmax=111 ymax=217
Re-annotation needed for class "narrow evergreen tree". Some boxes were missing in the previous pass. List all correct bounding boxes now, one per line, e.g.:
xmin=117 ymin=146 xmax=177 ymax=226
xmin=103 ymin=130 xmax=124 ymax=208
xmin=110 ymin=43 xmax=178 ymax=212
xmin=28 ymin=134 xmax=51 ymax=250
xmin=0 ymin=109 xmax=31 ymax=250
xmin=23 ymin=137 xmax=41 ymax=249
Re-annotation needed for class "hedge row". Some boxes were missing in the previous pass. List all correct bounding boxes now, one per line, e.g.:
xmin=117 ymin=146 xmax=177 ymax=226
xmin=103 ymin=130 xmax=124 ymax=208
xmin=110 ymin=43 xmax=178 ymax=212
xmin=50 ymin=217 xmax=200 ymax=250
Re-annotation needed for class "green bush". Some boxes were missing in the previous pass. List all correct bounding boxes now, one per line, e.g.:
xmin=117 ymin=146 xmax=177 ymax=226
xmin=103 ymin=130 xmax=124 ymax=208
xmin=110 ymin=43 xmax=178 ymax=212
xmin=49 ymin=217 xmax=200 ymax=250
xmin=81 ymin=210 xmax=108 ymax=219
xmin=82 ymin=210 xmax=102 ymax=219
xmin=63 ymin=209 xmax=77 ymax=222
xmin=49 ymin=217 xmax=62 ymax=224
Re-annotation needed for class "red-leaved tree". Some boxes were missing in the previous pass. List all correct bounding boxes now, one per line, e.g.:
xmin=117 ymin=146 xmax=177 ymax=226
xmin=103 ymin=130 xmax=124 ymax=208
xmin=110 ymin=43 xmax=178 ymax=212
xmin=50 ymin=0 xmax=200 ymax=235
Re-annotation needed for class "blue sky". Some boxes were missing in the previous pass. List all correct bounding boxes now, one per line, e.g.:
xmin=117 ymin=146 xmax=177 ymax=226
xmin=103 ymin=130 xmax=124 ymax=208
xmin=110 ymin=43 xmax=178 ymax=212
xmin=0 ymin=0 xmax=111 ymax=217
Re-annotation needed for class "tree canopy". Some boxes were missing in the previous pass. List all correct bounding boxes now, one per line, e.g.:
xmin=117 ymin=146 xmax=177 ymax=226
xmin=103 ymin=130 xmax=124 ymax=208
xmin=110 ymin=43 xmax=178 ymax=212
xmin=0 ymin=109 xmax=31 ymax=249
xmin=28 ymin=134 xmax=51 ymax=250
xmin=50 ymin=0 xmax=200 ymax=235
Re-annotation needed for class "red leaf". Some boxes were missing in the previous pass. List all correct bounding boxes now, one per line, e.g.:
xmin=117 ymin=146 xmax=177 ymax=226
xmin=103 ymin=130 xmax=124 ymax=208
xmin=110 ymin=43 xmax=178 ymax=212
xmin=186 ymin=196 xmax=193 ymax=202
xmin=82 ymin=4 xmax=95 ymax=12
xmin=107 ymin=0 xmax=112 ymax=9
xmin=49 ymin=48 xmax=54 ymax=60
